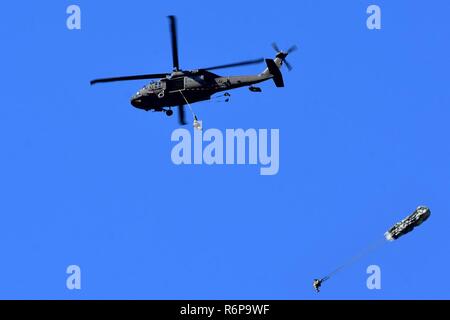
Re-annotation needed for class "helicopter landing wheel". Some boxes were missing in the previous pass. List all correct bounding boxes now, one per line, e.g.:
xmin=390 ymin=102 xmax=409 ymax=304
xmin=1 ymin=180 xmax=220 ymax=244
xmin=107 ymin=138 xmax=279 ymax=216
xmin=166 ymin=109 xmax=173 ymax=117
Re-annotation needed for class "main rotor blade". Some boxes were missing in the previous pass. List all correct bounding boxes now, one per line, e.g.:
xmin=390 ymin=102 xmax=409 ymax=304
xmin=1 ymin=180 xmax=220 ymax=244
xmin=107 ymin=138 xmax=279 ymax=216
xmin=202 ymin=58 xmax=264 ymax=71
xmin=168 ymin=15 xmax=180 ymax=71
xmin=178 ymin=105 xmax=187 ymax=125
xmin=90 ymin=73 xmax=168 ymax=85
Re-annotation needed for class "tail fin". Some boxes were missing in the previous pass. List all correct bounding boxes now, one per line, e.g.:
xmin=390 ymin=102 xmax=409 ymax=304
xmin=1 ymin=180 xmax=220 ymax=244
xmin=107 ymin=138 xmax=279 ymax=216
xmin=265 ymin=59 xmax=284 ymax=87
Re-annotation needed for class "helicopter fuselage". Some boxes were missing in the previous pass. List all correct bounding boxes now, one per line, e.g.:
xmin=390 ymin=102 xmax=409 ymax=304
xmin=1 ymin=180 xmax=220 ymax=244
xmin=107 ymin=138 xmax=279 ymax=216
xmin=130 ymin=71 xmax=271 ymax=111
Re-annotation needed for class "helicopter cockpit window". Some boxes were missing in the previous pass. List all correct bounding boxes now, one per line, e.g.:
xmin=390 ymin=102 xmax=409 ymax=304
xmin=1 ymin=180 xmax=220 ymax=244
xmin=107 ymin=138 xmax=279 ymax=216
xmin=143 ymin=81 xmax=162 ymax=90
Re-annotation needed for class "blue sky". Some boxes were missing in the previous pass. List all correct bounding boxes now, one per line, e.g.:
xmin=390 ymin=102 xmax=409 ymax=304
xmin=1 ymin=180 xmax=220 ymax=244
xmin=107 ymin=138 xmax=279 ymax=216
xmin=0 ymin=0 xmax=449 ymax=299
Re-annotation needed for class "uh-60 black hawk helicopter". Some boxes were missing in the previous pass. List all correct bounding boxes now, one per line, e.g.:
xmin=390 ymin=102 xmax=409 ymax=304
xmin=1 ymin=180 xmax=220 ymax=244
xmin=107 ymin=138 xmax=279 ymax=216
xmin=90 ymin=16 xmax=296 ymax=126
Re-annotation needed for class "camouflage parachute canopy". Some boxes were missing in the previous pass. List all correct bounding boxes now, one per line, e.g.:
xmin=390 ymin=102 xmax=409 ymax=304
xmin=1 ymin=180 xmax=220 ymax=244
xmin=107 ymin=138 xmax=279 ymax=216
xmin=384 ymin=206 xmax=431 ymax=241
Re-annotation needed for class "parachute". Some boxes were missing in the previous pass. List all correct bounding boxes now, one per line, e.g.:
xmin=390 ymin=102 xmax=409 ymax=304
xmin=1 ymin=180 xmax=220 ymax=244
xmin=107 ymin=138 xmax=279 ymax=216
xmin=313 ymin=206 xmax=431 ymax=292
xmin=384 ymin=206 xmax=431 ymax=241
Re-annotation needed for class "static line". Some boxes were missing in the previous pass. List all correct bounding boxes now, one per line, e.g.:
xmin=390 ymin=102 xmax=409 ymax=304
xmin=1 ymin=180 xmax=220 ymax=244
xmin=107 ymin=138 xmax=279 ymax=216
xmin=178 ymin=90 xmax=197 ymax=120
xmin=321 ymin=237 xmax=387 ymax=283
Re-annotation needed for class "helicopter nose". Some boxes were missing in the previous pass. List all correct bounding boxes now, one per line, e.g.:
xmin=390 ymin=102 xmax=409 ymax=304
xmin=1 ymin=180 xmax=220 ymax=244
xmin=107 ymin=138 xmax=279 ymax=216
xmin=131 ymin=97 xmax=142 ymax=107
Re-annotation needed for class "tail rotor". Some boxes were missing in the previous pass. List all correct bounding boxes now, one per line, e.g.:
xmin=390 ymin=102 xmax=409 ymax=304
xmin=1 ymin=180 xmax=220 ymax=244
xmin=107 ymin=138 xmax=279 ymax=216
xmin=271 ymin=42 xmax=297 ymax=71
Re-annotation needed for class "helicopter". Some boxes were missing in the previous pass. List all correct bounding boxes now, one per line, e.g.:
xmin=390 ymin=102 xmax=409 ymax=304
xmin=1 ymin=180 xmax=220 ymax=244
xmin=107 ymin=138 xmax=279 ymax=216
xmin=90 ymin=15 xmax=296 ymax=125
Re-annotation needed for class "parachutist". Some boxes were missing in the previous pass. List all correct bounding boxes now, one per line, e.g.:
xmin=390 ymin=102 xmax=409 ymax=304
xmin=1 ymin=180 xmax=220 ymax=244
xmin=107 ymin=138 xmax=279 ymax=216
xmin=313 ymin=279 xmax=322 ymax=293
xmin=193 ymin=116 xmax=202 ymax=131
